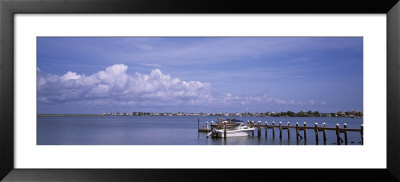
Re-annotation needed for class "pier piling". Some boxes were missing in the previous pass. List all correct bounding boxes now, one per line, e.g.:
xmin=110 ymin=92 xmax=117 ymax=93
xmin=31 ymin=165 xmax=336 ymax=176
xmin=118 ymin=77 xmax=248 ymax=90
xmin=287 ymin=122 xmax=290 ymax=138
xmin=322 ymin=123 xmax=327 ymax=145
xmin=279 ymin=122 xmax=282 ymax=139
xmin=295 ymin=122 xmax=299 ymax=141
xmin=224 ymin=121 xmax=227 ymax=139
xmin=344 ymin=123 xmax=348 ymax=145
xmin=265 ymin=121 xmax=268 ymax=137
xmin=272 ymin=121 xmax=275 ymax=138
xmin=314 ymin=123 xmax=319 ymax=145
xmin=361 ymin=124 xmax=363 ymax=145
xmin=206 ymin=121 xmax=209 ymax=131
xmin=251 ymin=121 xmax=255 ymax=136
xmin=197 ymin=118 xmax=200 ymax=131
xmin=303 ymin=122 xmax=307 ymax=142
xmin=336 ymin=123 xmax=340 ymax=145
xmin=258 ymin=121 xmax=261 ymax=137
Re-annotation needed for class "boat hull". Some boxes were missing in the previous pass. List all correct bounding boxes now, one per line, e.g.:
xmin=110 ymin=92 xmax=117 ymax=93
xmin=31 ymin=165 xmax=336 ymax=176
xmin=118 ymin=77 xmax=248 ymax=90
xmin=215 ymin=131 xmax=250 ymax=138
xmin=213 ymin=128 xmax=254 ymax=138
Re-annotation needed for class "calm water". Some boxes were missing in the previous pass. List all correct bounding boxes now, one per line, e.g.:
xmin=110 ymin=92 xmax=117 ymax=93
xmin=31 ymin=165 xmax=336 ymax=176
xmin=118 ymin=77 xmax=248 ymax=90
xmin=37 ymin=116 xmax=363 ymax=145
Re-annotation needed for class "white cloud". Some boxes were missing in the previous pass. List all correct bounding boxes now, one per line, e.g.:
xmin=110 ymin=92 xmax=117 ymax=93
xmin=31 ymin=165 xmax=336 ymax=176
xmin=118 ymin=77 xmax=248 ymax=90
xmin=37 ymin=64 xmax=319 ymax=108
xmin=321 ymin=101 xmax=327 ymax=105
xmin=62 ymin=71 xmax=82 ymax=81
xmin=37 ymin=64 xmax=212 ymax=106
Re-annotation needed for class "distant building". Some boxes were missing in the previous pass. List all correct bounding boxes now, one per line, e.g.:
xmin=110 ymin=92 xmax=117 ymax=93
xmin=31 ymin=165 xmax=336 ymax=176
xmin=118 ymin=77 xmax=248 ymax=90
xmin=337 ymin=111 xmax=345 ymax=117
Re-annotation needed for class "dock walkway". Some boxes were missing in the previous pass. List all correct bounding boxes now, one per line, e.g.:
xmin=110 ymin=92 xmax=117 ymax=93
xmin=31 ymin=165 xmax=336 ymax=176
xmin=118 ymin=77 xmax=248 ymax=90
xmin=197 ymin=119 xmax=363 ymax=145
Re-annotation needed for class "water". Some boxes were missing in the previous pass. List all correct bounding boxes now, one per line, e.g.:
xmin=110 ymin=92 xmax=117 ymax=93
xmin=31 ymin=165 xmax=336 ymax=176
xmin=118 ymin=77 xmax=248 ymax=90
xmin=37 ymin=116 xmax=363 ymax=145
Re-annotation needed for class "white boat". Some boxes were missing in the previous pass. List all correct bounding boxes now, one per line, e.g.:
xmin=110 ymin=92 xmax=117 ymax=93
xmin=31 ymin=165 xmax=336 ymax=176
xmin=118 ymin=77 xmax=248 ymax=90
xmin=206 ymin=123 xmax=255 ymax=138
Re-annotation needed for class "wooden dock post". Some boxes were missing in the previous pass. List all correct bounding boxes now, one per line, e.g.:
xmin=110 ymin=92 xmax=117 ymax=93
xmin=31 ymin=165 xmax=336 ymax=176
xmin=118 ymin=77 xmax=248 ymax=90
xmin=224 ymin=121 xmax=227 ymax=139
xmin=279 ymin=122 xmax=282 ymax=139
xmin=343 ymin=123 xmax=348 ymax=145
xmin=303 ymin=122 xmax=307 ymax=141
xmin=336 ymin=123 xmax=340 ymax=145
xmin=251 ymin=121 xmax=255 ymax=136
xmin=322 ymin=122 xmax=327 ymax=145
xmin=206 ymin=121 xmax=209 ymax=131
xmin=314 ymin=123 xmax=319 ymax=145
xmin=258 ymin=121 xmax=261 ymax=137
xmin=286 ymin=122 xmax=290 ymax=139
xmin=272 ymin=121 xmax=275 ymax=138
xmin=295 ymin=122 xmax=299 ymax=141
xmin=265 ymin=121 xmax=268 ymax=137
xmin=197 ymin=118 xmax=200 ymax=131
xmin=361 ymin=124 xmax=363 ymax=144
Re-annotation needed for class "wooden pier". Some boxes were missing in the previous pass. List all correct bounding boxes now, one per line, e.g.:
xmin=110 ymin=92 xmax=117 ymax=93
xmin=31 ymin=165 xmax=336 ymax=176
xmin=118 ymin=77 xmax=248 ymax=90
xmin=198 ymin=119 xmax=363 ymax=145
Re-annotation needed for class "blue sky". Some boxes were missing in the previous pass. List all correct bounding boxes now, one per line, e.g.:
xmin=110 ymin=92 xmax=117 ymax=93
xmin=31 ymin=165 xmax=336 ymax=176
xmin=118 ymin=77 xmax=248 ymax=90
xmin=37 ymin=37 xmax=363 ymax=114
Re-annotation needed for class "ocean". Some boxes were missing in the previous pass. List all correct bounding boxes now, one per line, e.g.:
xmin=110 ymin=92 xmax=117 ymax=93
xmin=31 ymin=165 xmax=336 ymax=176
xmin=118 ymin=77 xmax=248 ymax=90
xmin=37 ymin=116 xmax=363 ymax=145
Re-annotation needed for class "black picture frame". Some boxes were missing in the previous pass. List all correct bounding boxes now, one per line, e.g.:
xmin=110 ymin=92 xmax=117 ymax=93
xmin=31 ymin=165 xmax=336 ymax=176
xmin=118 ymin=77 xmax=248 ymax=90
xmin=1 ymin=0 xmax=399 ymax=181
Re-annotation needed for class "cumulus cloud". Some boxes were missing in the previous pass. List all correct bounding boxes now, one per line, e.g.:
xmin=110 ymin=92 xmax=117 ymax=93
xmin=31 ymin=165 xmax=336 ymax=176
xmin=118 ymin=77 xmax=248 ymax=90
xmin=62 ymin=71 xmax=82 ymax=80
xmin=37 ymin=64 xmax=321 ymax=109
xmin=37 ymin=64 xmax=212 ymax=106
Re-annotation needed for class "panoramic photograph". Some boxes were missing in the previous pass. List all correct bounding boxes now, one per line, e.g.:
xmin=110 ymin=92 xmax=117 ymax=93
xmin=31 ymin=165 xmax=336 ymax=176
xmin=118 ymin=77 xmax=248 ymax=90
xmin=37 ymin=37 xmax=363 ymax=145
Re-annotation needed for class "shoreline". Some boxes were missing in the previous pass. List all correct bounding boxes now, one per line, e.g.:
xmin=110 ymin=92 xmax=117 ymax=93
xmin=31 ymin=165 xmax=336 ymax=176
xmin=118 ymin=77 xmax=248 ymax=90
xmin=37 ymin=114 xmax=362 ymax=118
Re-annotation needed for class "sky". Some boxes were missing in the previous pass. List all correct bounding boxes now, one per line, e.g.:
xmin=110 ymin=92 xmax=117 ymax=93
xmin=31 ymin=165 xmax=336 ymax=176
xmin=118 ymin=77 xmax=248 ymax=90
xmin=37 ymin=37 xmax=363 ymax=114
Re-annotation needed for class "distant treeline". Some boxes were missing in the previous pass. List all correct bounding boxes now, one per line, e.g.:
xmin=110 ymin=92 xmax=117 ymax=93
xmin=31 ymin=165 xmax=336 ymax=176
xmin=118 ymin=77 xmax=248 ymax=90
xmin=37 ymin=111 xmax=363 ymax=118
xmin=266 ymin=110 xmax=363 ymax=118
xmin=97 ymin=110 xmax=363 ymax=118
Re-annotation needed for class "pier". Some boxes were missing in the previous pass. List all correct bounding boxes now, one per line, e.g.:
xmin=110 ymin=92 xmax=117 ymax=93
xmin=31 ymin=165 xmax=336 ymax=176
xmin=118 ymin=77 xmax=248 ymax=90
xmin=197 ymin=118 xmax=363 ymax=145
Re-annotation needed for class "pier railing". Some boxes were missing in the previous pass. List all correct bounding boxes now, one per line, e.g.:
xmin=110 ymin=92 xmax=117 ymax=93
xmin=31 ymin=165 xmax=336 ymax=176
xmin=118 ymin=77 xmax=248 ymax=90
xmin=198 ymin=119 xmax=363 ymax=145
